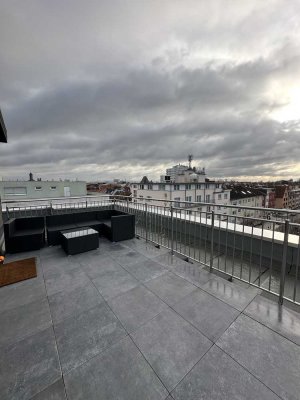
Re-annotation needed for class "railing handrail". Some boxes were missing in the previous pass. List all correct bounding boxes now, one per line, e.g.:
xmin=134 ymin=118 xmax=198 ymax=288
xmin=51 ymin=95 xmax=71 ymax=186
xmin=2 ymin=193 xmax=300 ymax=216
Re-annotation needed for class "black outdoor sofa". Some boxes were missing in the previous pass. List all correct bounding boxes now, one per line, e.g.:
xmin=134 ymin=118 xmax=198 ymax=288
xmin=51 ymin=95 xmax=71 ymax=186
xmin=4 ymin=216 xmax=45 ymax=253
xmin=46 ymin=210 xmax=135 ymax=245
xmin=4 ymin=210 xmax=135 ymax=253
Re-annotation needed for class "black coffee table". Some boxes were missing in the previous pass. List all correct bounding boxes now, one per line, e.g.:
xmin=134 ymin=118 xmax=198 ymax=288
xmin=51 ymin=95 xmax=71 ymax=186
xmin=61 ymin=228 xmax=99 ymax=255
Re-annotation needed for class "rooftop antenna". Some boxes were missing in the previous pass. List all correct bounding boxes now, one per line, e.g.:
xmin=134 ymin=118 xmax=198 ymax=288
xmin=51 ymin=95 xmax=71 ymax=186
xmin=188 ymin=154 xmax=193 ymax=169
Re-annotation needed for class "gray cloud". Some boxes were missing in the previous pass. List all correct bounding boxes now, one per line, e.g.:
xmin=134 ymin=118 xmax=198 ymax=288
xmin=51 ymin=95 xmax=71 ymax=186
xmin=0 ymin=0 xmax=300 ymax=181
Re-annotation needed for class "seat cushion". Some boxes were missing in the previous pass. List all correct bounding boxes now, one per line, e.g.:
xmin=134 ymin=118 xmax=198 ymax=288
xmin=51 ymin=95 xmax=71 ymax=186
xmin=13 ymin=228 xmax=44 ymax=237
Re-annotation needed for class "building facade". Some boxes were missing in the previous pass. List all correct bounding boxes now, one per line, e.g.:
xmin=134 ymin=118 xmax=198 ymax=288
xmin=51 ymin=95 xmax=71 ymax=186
xmin=0 ymin=179 xmax=87 ymax=200
xmin=131 ymin=165 xmax=231 ymax=217
xmin=228 ymin=186 xmax=265 ymax=223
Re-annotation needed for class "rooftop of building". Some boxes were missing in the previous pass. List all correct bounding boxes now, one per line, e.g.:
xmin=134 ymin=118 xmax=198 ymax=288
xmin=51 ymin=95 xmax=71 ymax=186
xmin=228 ymin=185 xmax=266 ymax=200
xmin=1 ymin=237 xmax=300 ymax=399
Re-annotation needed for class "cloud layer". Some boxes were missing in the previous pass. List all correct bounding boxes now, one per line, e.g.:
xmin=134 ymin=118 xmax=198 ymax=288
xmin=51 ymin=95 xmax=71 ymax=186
xmin=1 ymin=0 xmax=300 ymax=181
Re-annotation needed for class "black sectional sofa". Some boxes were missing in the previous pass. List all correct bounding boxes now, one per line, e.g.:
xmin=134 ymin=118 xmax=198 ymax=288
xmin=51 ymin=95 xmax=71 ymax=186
xmin=4 ymin=209 xmax=135 ymax=253
xmin=46 ymin=210 xmax=135 ymax=245
xmin=4 ymin=216 xmax=45 ymax=253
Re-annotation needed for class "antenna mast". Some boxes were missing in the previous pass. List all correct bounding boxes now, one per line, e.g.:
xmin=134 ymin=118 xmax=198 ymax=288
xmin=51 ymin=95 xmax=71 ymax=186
xmin=188 ymin=154 xmax=193 ymax=169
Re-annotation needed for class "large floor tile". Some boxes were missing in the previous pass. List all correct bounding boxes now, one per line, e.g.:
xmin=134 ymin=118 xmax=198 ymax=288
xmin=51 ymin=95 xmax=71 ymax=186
xmin=123 ymin=258 xmax=168 ymax=283
xmin=172 ymin=345 xmax=280 ymax=400
xmin=31 ymin=379 xmax=67 ymax=400
xmin=173 ymin=289 xmax=240 ymax=342
xmin=217 ymin=314 xmax=300 ymax=400
xmin=202 ymin=277 xmax=258 ymax=311
xmin=64 ymin=336 xmax=168 ymax=400
xmin=48 ymin=282 xmax=103 ymax=323
xmin=133 ymin=243 xmax=170 ymax=258
xmin=145 ymin=272 xmax=196 ymax=306
xmin=153 ymin=253 xmax=191 ymax=269
xmin=81 ymin=255 xmax=124 ymax=279
xmin=172 ymin=262 xmax=212 ymax=288
xmin=45 ymin=267 xmax=90 ymax=296
xmin=101 ymin=241 xmax=131 ymax=254
xmin=244 ymin=295 xmax=300 ymax=346
xmin=108 ymin=285 xmax=169 ymax=333
xmin=54 ymin=303 xmax=127 ymax=372
xmin=0 ymin=297 xmax=52 ymax=347
xmin=42 ymin=257 xmax=81 ymax=279
xmin=131 ymin=308 xmax=212 ymax=391
xmin=92 ymin=268 xmax=139 ymax=300
xmin=0 ymin=277 xmax=46 ymax=313
xmin=112 ymin=249 xmax=150 ymax=267
xmin=0 ymin=327 xmax=61 ymax=400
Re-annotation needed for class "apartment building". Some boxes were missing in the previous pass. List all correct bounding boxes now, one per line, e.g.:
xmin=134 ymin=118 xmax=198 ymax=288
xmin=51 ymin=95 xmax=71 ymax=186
xmin=229 ymin=186 xmax=265 ymax=223
xmin=0 ymin=177 xmax=87 ymax=200
xmin=131 ymin=164 xmax=231 ymax=215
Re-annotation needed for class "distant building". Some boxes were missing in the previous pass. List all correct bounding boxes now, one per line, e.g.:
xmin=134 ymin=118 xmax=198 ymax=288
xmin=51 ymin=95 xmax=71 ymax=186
xmin=0 ymin=177 xmax=87 ymax=200
xmin=275 ymin=185 xmax=289 ymax=209
xmin=258 ymin=187 xmax=275 ymax=208
xmin=228 ymin=185 xmax=265 ymax=222
xmin=130 ymin=163 xmax=230 ymax=217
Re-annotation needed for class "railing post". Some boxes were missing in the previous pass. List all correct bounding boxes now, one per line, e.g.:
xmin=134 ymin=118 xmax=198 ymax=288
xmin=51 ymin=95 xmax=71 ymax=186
xmin=113 ymin=197 xmax=116 ymax=209
xmin=145 ymin=203 xmax=148 ymax=243
xmin=210 ymin=210 xmax=215 ymax=272
xmin=279 ymin=219 xmax=289 ymax=305
xmin=170 ymin=205 xmax=174 ymax=255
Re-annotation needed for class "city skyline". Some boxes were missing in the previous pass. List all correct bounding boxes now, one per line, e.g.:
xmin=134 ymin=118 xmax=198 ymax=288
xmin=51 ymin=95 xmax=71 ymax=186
xmin=1 ymin=1 xmax=300 ymax=182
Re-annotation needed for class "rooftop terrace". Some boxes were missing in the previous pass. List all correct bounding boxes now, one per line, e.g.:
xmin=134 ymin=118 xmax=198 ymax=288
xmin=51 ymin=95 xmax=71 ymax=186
xmin=1 ymin=237 xmax=300 ymax=400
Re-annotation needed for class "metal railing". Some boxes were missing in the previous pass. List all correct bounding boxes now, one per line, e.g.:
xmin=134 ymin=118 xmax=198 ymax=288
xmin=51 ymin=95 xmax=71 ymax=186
xmin=2 ymin=194 xmax=300 ymax=305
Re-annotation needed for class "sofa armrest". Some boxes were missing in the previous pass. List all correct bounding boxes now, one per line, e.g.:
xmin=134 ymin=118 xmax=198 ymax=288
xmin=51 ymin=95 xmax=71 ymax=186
xmin=4 ymin=219 xmax=15 ymax=239
xmin=111 ymin=214 xmax=135 ymax=242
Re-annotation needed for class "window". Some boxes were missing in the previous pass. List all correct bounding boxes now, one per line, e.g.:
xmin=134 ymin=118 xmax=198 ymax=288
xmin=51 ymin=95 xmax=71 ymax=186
xmin=133 ymin=185 xmax=137 ymax=188
xmin=217 ymin=206 xmax=221 ymax=210
xmin=205 ymin=184 xmax=209 ymax=189
xmin=161 ymin=184 xmax=165 ymax=190
xmin=4 ymin=187 xmax=27 ymax=196
xmin=186 ymin=184 xmax=191 ymax=190
xmin=216 ymin=184 xmax=219 ymax=188
xmin=206 ymin=194 xmax=210 ymax=202
xmin=224 ymin=194 xmax=228 ymax=199
xmin=147 ymin=184 xmax=153 ymax=190
xmin=35 ymin=186 xmax=42 ymax=190
xmin=50 ymin=186 xmax=57 ymax=190
xmin=139 ymin=184 xmax=144 ymax=189
xmin=218 ymin=194 xmax=221 ymax=200
xmin=196 ymin=184 xmax=202 ymax=189
xmin=174 ymin=184 xmax=180 ymax=190
xmin=174 ymin=197 xmax=180 ymax=207
xmin=186 ymin=196 xmax=192 ymax=202
xmin=196 ymin=195 xmax=202 ymax=202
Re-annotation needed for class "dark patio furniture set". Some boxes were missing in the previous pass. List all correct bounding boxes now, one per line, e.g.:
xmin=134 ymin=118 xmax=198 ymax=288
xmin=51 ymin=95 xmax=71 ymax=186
xmin=4 ymin=210 xmax=135 ymax=254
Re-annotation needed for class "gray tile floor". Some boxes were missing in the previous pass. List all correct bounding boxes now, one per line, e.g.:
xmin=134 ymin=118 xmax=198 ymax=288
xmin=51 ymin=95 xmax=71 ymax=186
xmin=1 ymin=237 xmax=300 ymax=400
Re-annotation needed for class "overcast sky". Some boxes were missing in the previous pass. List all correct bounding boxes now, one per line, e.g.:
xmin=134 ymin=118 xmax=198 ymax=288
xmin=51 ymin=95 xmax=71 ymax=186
xmin=1 ymin=0 xmax=300 ymax=182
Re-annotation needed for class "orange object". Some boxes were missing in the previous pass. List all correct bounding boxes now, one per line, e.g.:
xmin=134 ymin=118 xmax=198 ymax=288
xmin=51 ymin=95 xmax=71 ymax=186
xmin=0 ymin=256 xmax=4 ymax=264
